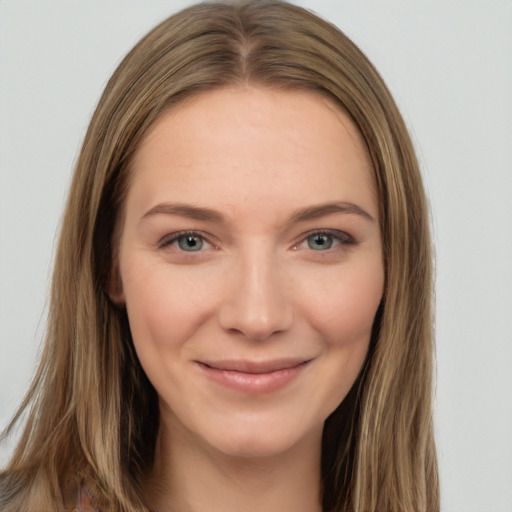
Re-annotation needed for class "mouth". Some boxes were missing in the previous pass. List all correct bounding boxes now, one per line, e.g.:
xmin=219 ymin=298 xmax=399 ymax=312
xmin=201 ymin=358 xmax=310 ymax=373
xmin=196 ymin=358 xmax=312 ymax=394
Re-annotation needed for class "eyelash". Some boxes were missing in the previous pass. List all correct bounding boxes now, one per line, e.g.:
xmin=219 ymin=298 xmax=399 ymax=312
xmin=158 ymin=229 xmax=355 ymax=253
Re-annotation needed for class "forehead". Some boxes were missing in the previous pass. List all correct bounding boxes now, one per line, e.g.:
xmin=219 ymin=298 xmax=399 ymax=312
xmin=126 ymin=86 xmax=377 ymax=222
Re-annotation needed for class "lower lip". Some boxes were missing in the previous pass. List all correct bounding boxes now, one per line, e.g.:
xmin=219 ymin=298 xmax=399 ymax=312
xmin=198 ymin=362 xmax=310 ymax=394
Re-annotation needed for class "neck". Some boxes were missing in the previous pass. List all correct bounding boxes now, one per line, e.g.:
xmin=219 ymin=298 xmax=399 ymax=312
xmin=145 ymin=414 xmax=323 ymax=512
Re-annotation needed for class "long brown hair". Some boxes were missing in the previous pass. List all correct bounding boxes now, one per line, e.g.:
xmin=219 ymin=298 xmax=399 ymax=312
xmin=0 ymin=2 xmax=438 ymax=510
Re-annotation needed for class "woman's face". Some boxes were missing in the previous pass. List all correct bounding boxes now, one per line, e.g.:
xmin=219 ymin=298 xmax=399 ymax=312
xmin=112 ymin=87 xmax=384 ymax=459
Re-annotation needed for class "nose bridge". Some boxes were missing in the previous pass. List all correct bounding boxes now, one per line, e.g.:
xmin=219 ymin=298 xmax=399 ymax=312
xmin=219 ymin=243 xmax=293 ymax=340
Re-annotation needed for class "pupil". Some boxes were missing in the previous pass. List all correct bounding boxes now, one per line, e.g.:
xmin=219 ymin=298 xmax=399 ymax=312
xmin=308 ymin=234 xmax=332 ymax=250
xmin=178 ymin=235 xmax=203 ymax=251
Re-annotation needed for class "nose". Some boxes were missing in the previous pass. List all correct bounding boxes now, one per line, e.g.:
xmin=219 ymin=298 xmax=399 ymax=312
xmin=218 ymin=250 xmax=294 ymax=341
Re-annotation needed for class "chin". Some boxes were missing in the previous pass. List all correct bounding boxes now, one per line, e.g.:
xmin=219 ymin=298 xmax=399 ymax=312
xmin=197 ymin=414 xmax=325 ymax=461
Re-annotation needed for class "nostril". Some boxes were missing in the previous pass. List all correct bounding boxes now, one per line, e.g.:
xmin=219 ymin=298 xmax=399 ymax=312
xmin=219 ymin=302 xmax=293 ymax=342
xmin=217 ymin=256 xmax=294 ymax=340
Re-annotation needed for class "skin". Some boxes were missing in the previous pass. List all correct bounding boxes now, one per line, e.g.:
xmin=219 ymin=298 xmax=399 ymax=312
xmin=110 ymin=87 xmax=384 ymax=512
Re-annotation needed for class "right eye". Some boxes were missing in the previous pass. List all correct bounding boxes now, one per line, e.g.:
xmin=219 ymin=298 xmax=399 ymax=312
xmin=160 ymin=231 xmax=213 ymax=252
xmin=176 ymin=234 xmax=205 ymax=252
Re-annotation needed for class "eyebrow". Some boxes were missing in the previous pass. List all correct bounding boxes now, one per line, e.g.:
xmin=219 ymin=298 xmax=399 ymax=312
xmin=287 ymin=202 xmax=375 ymax=224
xmin=142 ymin=203 xmax=224 ymax=223
xmin=141 ymin=201 xmax=375 ymax=225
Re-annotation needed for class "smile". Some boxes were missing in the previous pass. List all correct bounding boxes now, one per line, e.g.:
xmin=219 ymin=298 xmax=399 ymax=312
xmin=197 ymin=358 xmax=312 ymax=394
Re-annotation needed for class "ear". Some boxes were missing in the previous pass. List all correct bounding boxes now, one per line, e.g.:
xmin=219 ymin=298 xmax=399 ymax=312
xmin=107 ymin=263 xmax=126 ymax=307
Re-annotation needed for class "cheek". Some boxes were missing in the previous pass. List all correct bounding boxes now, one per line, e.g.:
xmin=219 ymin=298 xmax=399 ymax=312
xmin=120 ymin=261 xmax=214 ymax=400
xmin=120 ymin=257 xmax=224 ymax=367
xmin=307 ymin=263 xmax=383 ymax=415
xmin=121 ymin=261 xmax=200 ymax=355
xmin=303 ymin=260 xmax=384 ymax=344
xmin=126 ymin=276 xmax=172 ymax=343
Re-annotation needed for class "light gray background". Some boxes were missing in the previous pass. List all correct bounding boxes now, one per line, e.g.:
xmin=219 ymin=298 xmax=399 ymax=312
xmin=1 ymin=2 xmax=511 ymax=511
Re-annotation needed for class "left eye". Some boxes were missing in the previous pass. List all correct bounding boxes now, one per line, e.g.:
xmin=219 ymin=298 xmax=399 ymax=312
xmin=295 ymin=230 xmax=353 ymax=252
xmin=307 ymin=233 xmax=335 ymax=250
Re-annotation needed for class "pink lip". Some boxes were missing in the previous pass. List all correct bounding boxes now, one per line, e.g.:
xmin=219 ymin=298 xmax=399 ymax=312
xmin=197 ymin=358 xmax=311 ymax=394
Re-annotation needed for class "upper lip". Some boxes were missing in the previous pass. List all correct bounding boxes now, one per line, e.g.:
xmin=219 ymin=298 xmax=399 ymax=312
xmin=199 ymin=358 xmax=311 ymax=374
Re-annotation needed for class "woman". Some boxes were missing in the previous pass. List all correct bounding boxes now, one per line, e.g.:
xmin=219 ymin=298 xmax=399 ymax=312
xmin=0 ymin=1 xmax=438 ymax=511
